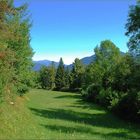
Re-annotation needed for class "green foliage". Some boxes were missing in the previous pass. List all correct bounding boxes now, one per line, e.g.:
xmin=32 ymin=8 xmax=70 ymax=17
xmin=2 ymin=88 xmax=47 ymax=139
xmin=114 ymin=91 xmax=140 ymax=122
xmin=125 ymin=2 xmax=140 ymax=58
xmin=0 ymin=0 xmax=33 ymax=100
xmin=32 ymin=71 xmax=42 ymax=89
xmin=112 ymin=54 xmax=131 ymax=92
xmin=96 ymin=88 xmax=111 ymax=107
xmin=97 ymin=88 xmax=123 ymax=109
xmin=49 ymin=62 xmax=56 ymax=89
xmin=81 ymin=84 xmax=101 ymax=102
xmin=82 ymin=40 xmax=140 ymax=122
xmin=85 ymin=40 xmax=122 ymax=89
xmin=39 ymin=66 xmax=49 ymax=89
xmin=55 ymin=58 xmax=65 ymax=90
xmin=94 ymin=40 xmax=121 ymax=88
xmin=36 ymin=61 xmax=70 ymax=91
xmin=39 ymin=65 xmax=56 ymax=90
xmin=7 ymin=8 xmax=33 ymax=95
xmin=64 ymin=67 xmax=70 ymax=88
xmin=70 ymin=58 xmax=85 ymax=91
xmin=128 ymin=62 xmax=140 ymax=92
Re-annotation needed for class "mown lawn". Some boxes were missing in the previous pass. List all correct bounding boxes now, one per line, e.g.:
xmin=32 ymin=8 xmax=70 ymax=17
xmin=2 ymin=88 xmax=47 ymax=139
xmin=0 ymin=89 xmax=140 ymax=139
xmin=27 ymin=89 xmax=140 ymax=140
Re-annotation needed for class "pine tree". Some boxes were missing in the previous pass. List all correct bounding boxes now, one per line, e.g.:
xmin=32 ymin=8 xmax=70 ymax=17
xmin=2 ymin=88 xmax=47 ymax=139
xmin=65 ymin=67 xmax=70 ymax=88
xmin=49 ymin=62 xmax=56 ymax=89
xmin=55 ymin=58 xmax=65 ymax=90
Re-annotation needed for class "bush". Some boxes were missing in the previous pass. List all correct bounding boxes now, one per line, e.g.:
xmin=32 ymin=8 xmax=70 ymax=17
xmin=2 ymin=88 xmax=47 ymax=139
xmin=96 ymin=88 xmax=110 ymax=107
xmin=81 ymin=84 xmax=101 ymax=101
xmin=96 ymin=88 xmax=121 ymax=108
xmin=114 ymin=91 xmax=140 ymax=122
xmin=17 ymin=84 xmax=29 ymax=96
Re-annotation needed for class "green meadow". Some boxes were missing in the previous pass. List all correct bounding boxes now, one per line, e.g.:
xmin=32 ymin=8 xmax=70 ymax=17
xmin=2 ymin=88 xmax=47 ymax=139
xmin=0 ymin=89 xmax=139 ymax=139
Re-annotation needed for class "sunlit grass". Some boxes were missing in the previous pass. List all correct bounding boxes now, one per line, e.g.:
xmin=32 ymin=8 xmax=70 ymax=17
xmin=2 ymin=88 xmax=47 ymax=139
xmin=0 ymin=89 xmax=140 ymax=139
xmin=27 ymin=89 xmax=140 ymax=140
xmin=0 ymin=97 xmax=42 ymax=139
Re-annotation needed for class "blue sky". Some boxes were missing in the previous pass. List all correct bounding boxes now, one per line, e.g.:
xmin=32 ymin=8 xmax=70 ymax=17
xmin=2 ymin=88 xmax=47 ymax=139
xmin=15 ymin=0 xmax=136 ymax=64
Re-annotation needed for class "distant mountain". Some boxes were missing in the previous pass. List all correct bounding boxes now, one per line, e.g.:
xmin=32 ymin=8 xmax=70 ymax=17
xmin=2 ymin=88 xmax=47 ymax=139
xmin=67 ymin=55 xmax=96 ymax=69
xmin=33 ymin=52 xmax=125 ymax=71
xmin=33 ymin=55 xmax=96 ymax=71
xmin=80 ymin=52 xmax=125 ymax=65
xmin=80 ymin=55 xmax=96 ymax=65
xmin=33 ymin=60 xmax=59 ymax=71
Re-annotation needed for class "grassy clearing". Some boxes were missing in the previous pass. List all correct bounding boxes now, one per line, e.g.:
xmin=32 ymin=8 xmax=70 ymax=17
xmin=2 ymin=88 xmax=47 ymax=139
xmin=0 ymin=89 xmax=140 ymax=139
xmin=27 ymin=89 xmax=140 ymax=140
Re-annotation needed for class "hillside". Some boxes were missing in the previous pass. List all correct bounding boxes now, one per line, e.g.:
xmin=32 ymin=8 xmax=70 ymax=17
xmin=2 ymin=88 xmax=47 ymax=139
xmin=0 ymin=97 xmax=42 ymax=139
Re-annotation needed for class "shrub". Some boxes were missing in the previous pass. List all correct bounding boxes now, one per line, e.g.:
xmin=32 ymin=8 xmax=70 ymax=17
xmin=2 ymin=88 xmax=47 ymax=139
xmin=97 ymin=88 xmax=112 ymax=107
xmin=81 ymin=84 xmax=101 ymax=102
xmin=96 ymin=88 xmax=123 ymax=109
xmin=114 ymin=91 xmax=140 ymax=122
xmin=17 ymin=84 xmax=29 ymax=96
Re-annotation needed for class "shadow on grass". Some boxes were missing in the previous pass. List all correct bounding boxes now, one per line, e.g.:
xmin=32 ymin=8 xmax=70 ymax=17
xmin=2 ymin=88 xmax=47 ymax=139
xmin=30 ymin=107 xmax=140 ymax=138
xmin=55 ymin=94 xmax=105 ymax=111
xmin=68 ymin=99 xmax=107 ymax=111
xmin=41 ymin=124 xmax=133 ymax=139
xmin=29 ymin=93 xmax=140 ymax=139
xmin=54 ymin=94 xmax=80 ymax=99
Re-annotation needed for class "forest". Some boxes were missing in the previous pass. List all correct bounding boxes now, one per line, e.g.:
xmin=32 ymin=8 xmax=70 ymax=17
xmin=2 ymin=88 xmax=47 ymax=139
xmin=0 ymin=0 xmax=140 ymax=139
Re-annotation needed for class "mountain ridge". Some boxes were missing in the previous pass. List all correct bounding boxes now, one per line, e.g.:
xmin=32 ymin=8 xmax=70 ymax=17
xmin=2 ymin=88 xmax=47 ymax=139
xmin=33 ymin=52 xmax=125 ymax=71
xmin=33 ymin=54 xmax=95 ymax=71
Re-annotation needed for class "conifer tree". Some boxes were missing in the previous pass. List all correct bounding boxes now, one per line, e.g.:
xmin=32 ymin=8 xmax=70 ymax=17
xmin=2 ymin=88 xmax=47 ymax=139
xmin=65 ymin=67 xmax=70 ymax=88
xmin=49 ymin=62 xmax=56 ymax=89
xmin=55 ymin=58 xmax=65 ymax=90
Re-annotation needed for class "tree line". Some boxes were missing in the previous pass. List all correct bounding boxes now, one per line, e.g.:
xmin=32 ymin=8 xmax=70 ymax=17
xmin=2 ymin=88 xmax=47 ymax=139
xmin=34 ymin=57 xmax=85 ymax=92
xmin=35 ymin=2 xmax=140 ymax=123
